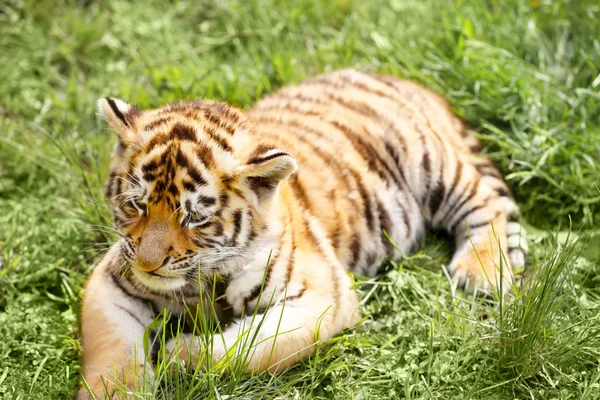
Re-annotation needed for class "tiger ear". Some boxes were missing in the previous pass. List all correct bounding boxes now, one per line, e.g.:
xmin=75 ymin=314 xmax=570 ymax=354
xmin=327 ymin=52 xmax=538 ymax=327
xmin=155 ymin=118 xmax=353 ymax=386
xmin=97 ymin=97 xmax=139 ymax=147
xmin=238 ymin=145 xmax=297 ymax=201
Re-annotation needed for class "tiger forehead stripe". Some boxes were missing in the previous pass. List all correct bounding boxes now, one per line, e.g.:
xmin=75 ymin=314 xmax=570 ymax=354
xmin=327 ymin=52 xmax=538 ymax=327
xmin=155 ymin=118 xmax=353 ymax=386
xmin=204 ymin=125 xmax=233 ymax=152
xmin=196 ymin=142 xmax=215 ymax=169
xmin=144 ymin=133 xmax=169 ymax=153
xmin=142 ymin=117 xmax=171 ymax=131
xmin=170 ymin=123 xmax=198 ymax=142
xmin=174 ymin=150 xmax=206 ymax=186
xmin=204 ymin=111 xmax=235 ymax=136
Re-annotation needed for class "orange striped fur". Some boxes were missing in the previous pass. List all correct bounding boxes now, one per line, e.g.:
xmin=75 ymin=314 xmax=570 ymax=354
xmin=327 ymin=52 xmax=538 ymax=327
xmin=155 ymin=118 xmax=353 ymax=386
xmin=78 ymin=70 xmax=527 ymax=398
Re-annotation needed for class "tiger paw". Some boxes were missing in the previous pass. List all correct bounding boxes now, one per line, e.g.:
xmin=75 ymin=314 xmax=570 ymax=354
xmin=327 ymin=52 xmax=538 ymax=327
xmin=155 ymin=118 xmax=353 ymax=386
xmin=78 ymin=365 xmax=154 ymax=399
xmin=165 ymin=334 xmax=205 ymax=369
xmin=449 ymin=243 xmax=514 ymax=295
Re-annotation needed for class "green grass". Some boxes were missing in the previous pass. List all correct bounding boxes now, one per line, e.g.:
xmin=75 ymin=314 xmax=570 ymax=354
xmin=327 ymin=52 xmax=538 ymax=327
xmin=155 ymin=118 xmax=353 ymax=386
xmin=1 ymin=0 xmax=599 ymax=398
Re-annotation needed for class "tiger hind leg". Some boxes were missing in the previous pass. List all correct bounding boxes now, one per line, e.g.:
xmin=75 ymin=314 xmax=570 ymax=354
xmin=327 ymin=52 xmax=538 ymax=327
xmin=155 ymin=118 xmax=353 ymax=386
xmin=470 ymin=156 xmax=528 ymax=274
xmin=431 ymin=156 xmax=527 ymax=294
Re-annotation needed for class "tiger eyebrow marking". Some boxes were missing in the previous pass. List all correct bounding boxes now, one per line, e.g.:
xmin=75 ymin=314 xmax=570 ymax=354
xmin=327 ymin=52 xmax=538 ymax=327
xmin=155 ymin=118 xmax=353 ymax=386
xmin=167 ymin=183 xmax=179 ymax=197
xmin=141 ymin=158 xmax=161 ymax=174
xmin=182 ymin=180 xmax=196 ymax=192
xmin=145 ymin=133 xmax=169 ymax=152
xmin=197 ymin=195 xmax=216 ymax=207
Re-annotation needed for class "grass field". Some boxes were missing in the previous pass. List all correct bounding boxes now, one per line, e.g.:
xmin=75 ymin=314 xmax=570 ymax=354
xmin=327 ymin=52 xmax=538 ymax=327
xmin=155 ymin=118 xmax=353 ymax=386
xmin=1 ymin=0 xmax=600 ymax=398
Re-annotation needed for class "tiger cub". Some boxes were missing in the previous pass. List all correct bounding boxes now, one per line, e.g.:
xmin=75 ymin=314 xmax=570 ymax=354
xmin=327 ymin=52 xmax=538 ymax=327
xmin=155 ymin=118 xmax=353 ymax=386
xmin=78 ymin=70 xmax=527 ymax=398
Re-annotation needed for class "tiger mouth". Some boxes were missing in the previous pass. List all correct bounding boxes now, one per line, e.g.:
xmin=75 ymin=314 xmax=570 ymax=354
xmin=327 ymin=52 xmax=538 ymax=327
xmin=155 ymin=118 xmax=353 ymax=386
xmin=131 ymin=266 xmax=187 ymax=292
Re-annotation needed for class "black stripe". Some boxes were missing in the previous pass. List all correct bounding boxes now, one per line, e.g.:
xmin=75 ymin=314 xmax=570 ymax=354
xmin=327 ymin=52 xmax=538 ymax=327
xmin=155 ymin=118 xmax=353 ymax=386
xmin=330 ymin=220 xmax=343 ymax=251
xmin=429 ymin=179 xmax=446 ymax=218
xmin=288 ymin=174 xmax=312 ymax=212
xmin=219 ymin=192 xmax=229 ymax=208
xmin=243 ymin=245 xmax=282 ymax=310
xmin=274 ymin=95 xmax=408 ymax=188
xmin=145 ymin=133 xmax=169 ymax=153
xmin=460 ymin=219 xmax=492 ymax=232
xmin=349 ymin=169 xmax=376 ymax=232
xmin=450 ymin=203 xmax=487 ymax=233
xmin=211 ymin=221 xmax=223 ymax=236
xmin=444 ymin=178 xmax=479 ymax=226
xmin=399 ymin=201 xmax=412 ymax=238
xmin=476 ymin=163 xmax=503 ymax=179
xmin=256 ymin=118 xmax=357 ymax=202
xmin=186 ymin=166 xmax=206 ymax=186
xmin=443 ymin=160 xmax=463 ymax=214
xmin=204 ymin=110 xmax=236 ymax=136
xmin=260 ymin=123 xmax=358 ymax=208
xmin=205 ymin=126 xmax=233 ymax=152
xmin=197 ymin=195 xmax=216 ymax=207
xmin=168 ymin=183 xmax=179 ymax=197
xmin=494 ymin=186 xmax=511 ymax=198
xmin=143 ymin=117 xmax=170 ymax=131
xmin=376 ymin=199 xmax=394 ymax=253
xmin=106 ymin=98 xmax=130 ymax=127
xmin=196 ymin=143 xmax=215 ymax=168
xmin=182 ymin=180 xmax=196 ymax=192
xmin=330 ymin=119 xmax=397 ymax=185
xmin=285 ymin=223 xmax=296 ymax=282
xmin=335 ymin=73 xmax=400 ymax=103
xmin=419 ymin=128 xmax=431 ymax=202
xmin=422 ymin=149 xmax=431 ymax=175
xmin=109 ymin=272 xmax=158 ymax=313
xmin=198 ymin=195 xmax=217 ymax=207
xmin=141 ymin=159 xmax=161 ymax=175
xmin=383 ymin=141 xmax=410 ymax=191
xmin=455 ymin=210 xmax=502 ymax=241
xmin=191 ymin=236 xmax=223 ymax=247
xmin=347 ymin=234 xmax=362 ymax=271
xmin=153 ymin=179 xmax=167 ymax=196
xmin=247 ymin=225 xmax=258 ymax=244
xmin=231 ymin=210 xmax=243 ymax=246
xmin=175 ymin=149 xmax=192 ymax=168
xmin=285 ymin=284 xmax=306 ymax=302
xmin=170 ymin=123 xmax=197 ymax=142
xmin=247 ymin=151 xmax=290 ymax=165
xmin=105 ymin=171 xmax=117 ymax=200
xmin=243 ymin=305 xmax=268 ymax=317
xmin=115 ymin=304 xmax=145 ymax=328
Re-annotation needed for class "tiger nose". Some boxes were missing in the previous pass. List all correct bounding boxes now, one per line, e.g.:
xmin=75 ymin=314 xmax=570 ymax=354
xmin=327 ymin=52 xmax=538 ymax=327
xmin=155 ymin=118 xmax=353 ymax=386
xmin=137 ymin=256 xmax=170 ymax=272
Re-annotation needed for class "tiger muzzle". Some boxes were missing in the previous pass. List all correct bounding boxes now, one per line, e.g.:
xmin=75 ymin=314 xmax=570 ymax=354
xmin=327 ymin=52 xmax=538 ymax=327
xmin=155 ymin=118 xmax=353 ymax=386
xmin=136 ymin=224 xmax=172 ymax=272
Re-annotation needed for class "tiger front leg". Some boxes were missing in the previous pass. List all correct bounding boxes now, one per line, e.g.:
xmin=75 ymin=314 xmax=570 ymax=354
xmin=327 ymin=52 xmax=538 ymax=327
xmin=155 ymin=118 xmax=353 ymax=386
xmin=167 ymin=284 xmax=360 ymax=373
xmin=78 ymin=265 xmax=156 ymax=399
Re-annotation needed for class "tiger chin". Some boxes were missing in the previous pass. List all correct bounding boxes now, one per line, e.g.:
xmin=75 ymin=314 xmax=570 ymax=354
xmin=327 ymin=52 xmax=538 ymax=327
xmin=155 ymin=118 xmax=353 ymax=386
xmin=77 ymin=70 xmax=528 ymax=399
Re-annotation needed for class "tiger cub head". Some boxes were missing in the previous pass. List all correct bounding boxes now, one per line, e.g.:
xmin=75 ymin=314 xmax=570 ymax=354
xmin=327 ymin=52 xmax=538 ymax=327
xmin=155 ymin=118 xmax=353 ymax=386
xmin=98 ymin=98 xmax=297 ymax=292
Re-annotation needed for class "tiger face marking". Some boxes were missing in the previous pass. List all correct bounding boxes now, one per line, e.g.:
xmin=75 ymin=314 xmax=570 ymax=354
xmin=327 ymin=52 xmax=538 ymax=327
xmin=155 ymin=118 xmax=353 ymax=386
xmin=100 ymin=98 xmax=296 ymax=292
